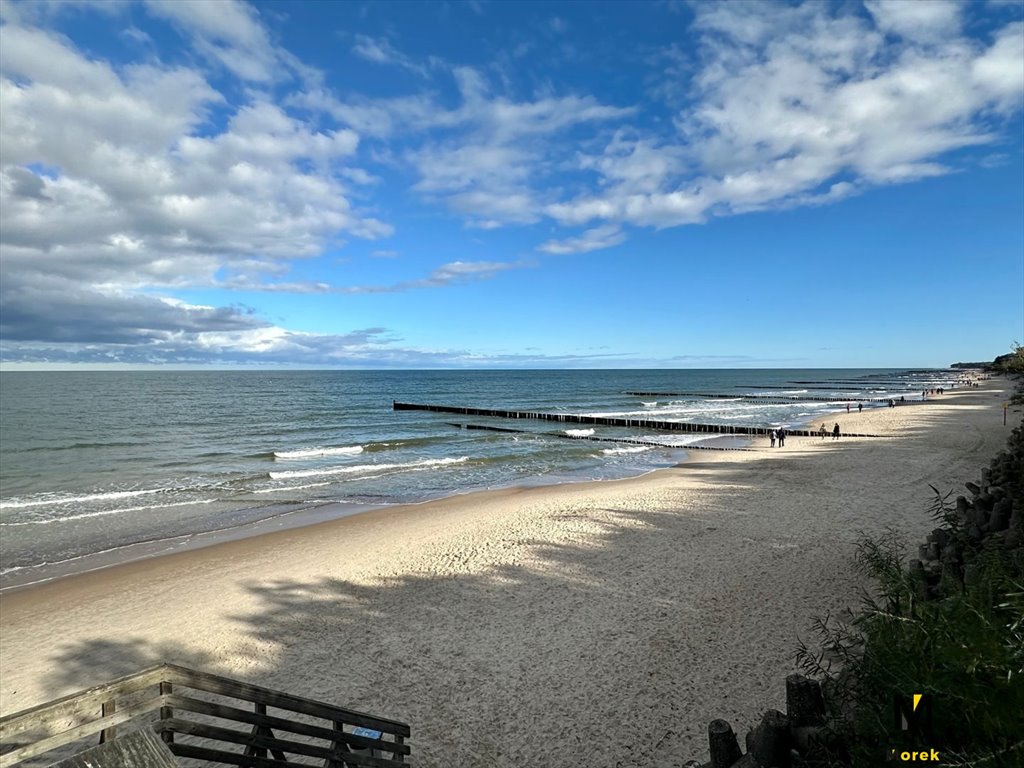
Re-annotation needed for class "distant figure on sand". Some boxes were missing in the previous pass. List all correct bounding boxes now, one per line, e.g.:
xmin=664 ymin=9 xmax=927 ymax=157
xmin=770 ymin=429 xmax=777 ymax=448
xmin=858 ymin=403 xmax=863 ymax=413
xmin=819 ymin=423 xmax=827 ymax=439
xmin=833 ymin=423 xmax=840 ymax=440
xmin=846 ymin=402 xmax=851 ymax=413
xmin=778 ymin=427 xmax=786 ymax=447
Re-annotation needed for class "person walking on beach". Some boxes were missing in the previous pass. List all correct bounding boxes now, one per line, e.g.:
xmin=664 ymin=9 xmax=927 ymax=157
xmin=858 ymin=402 xmax=863 ymax=413
xmin=770 ymin=429 xmax=777 ymax=448
xmin=778 ymin=427 xmax=786 ymax=447
xmin=833 ymin=423 xmax=840 ymax=440
xmin=846 ymin=402 xmax=851 ymax=413
xmin=819 ymin=423 xmax=827 ymax=439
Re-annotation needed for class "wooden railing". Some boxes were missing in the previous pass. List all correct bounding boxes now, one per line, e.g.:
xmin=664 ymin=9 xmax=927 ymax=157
xmin=0 ymin=664 xmax=410 ymax=767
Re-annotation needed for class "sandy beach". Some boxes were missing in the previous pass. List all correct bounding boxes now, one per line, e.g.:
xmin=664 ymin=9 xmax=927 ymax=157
xmin=0 ymin=378 xmax=1017 ymax=767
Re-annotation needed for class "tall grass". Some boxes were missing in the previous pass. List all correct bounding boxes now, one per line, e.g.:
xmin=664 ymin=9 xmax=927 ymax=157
xmin=796 ymin=515 xmax=1024 ymax=767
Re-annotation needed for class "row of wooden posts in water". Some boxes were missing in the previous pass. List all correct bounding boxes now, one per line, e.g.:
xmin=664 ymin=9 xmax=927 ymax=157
xmin=393 ymin=402 xmax=885 ymax=438
xmin=623 ymin=391 xmax=903 ymax=404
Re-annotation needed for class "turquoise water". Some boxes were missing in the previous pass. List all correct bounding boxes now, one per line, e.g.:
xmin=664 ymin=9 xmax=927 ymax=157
xmin=0 ymin=368 xmax=957 ymax=587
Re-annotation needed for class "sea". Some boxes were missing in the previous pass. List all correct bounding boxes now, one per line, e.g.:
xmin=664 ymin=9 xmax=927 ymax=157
xmin=0 ymin=368 xmax=964 ymax=589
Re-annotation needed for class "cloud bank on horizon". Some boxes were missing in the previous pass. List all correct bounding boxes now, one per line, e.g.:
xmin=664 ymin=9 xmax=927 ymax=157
xmin=0 ymin=0 xmax=1021 ymax=367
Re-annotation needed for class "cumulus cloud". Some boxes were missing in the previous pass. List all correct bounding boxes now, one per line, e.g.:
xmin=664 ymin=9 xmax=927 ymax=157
xmin=550 ymin=3 xmax=1024 ymax=228
xmin=0 ymin=16 xmax=392 ymax=299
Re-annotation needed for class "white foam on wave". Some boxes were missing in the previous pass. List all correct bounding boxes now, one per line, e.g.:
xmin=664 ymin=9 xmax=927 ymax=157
xmin=0 ymin=488 xmax=166 ymax=511
xmin=254 ymin=481 xmax=333 ymax=494
xmin=1 ymin=499 xmax=216 ymax=526
xmin=641 ymin=401 xmax=657 ymax=407
xmin=274 ymin=446 xmax=364 ymax=459
xmin=564 ymin=429 xmax=595 ymax=437
xmin=601 ymin=446 xmax=651 ymax=455
xmin=268 ymin=456 xmax=469 ymax=481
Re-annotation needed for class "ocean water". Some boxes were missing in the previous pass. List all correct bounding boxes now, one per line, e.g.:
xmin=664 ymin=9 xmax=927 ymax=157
xmin=0 ymin=368 xmax=961 ymax=588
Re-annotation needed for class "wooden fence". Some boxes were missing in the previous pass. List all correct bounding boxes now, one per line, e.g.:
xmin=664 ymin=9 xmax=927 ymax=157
xmin=0 ymin=664 xmax=410 ymax=768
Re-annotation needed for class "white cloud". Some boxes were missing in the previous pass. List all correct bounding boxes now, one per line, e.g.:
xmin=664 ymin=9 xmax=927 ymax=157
xmin=538 ymin=224 xmax=626 ymax=255
xmin=142 ymin=0 xmax=281 ymax=82
xmin=865 ymin=0 xmax=963 ymax=42
xmin=0 ymin=21 xmax=389 ymax=296
xmin=351 ymin=34 xmax=428 ymax=76
xmin=548 ymin=3 xmax=1024 ymax=229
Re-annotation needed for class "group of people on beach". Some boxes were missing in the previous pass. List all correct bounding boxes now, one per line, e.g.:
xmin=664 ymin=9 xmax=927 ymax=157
xmin=819 ymin=423 xmax=841 ymax=439
xmin=769 ymin=427 xmax=787 ymax=447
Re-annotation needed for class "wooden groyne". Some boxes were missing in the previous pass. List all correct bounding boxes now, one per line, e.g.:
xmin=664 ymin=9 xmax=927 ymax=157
xmin=394 ymin=402 xmax=885 ymax=438
xmin=734 ymin=384 xmax=917 ymax=391
xmin=447 ymin=422 xmax=754 ymax=451
xmin=624 ymin=391 xmax=896 ymax=404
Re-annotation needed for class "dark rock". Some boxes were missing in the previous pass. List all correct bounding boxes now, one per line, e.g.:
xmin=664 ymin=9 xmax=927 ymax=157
xmin=730 ymin=755 xmax=764 ymax=768
xmin=790 ymin=725 xmax=826 ymax=754
xmin=977 ymin=494 xmax=995 ymax=512
xmin=966 ymin=481 xmax=982 ymax=497
xmin=964 ymin=562 xmax=979 ymax=587
xmin=931 ymin=528 xmax=949 ymax=547
xmin=747 ymin=710 xmax=790 ymax=768
xmin=967 ymin=506 xmax=987 ymax=528
xmin=956 ymin=496 xmax=971 ymax=519
xmin=709 ymin=720 xmax=743 ymax=768
xmin=908 ymin=560 xmax=927 ymax=599
xmin=786 ymin=675 xmax=825 ymax=727
xmin=990 ymin=499 xmax=1012 ymax=531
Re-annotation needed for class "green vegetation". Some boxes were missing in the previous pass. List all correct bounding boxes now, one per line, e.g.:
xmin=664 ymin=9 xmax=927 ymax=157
xmin=797 ymin=526 xmax=1024 ymax=766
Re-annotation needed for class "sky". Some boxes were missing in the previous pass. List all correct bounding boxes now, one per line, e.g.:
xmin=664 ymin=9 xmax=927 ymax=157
xmin=0 ymin=0 xmax=1022 ymax=369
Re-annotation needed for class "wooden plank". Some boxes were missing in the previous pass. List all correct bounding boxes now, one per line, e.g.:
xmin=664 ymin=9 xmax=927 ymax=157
xmin=162 ymin=719 xmax=404 ymax=767
xmin=172 ymin=742 xmax=408 ymax=768
xmin=0 ymin=697 xmax=164 ymax=768
xmin=164 ymin=665 xmax=410 ymax=736
xmin=0 ymin=665 xmax=168 ymax=741
xmin=98 ymin=700 xmax=115 ymax=744
xmin=48 ymin=727 xmax=176 ymax=768
xmin=158 ymin=682 xmax=173 ymax=745
xmin=163 ymin=695 xmax=408 ymax=755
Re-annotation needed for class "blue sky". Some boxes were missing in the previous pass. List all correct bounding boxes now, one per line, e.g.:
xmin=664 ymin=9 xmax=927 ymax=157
xmin=0 ymin=0 xmax=1021 ymax=369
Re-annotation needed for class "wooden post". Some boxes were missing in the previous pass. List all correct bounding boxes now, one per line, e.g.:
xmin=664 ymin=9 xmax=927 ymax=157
xmin=393 ymin=734 xmax=406 ymax=764
xmin=708 ymin=719 xmax=742 ymax=768
xmin=746 ymin=710 xmax=790 ymax=767
xmin=324 ymin=719 xmax=352 ymax=768
xmin=786 ymin=674 xmax=825 ymax=727
xmin=159 ymin=682 xmax=173 ymax=744
xmin=98 ymin=700 xmax=115 ymax=744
